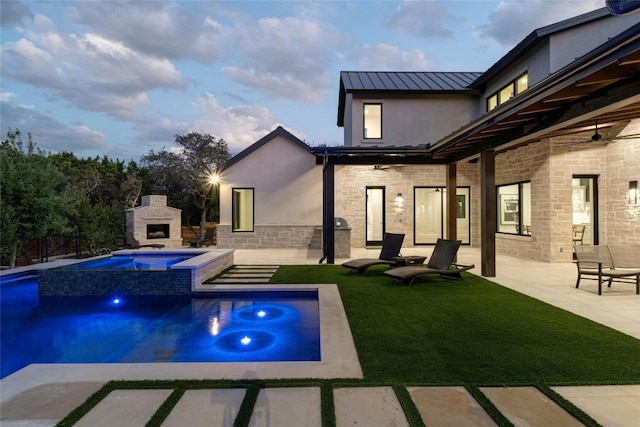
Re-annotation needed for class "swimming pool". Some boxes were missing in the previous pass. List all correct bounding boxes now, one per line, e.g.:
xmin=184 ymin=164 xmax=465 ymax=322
xmin=0 ymin=275 xmax=320 ymax=379
xmin=56 ymin=252 xmax=203 ymax=270
xmin=37 ymin=249 xmax=235 ymax=296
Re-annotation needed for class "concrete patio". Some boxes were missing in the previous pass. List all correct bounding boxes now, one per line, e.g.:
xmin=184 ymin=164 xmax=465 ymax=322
xmin=1 ymin=246 xmax=638 ymax=426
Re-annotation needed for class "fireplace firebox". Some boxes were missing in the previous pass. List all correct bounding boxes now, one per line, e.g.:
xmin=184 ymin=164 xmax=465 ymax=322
xmin=147 ymin=224 xmax=170 ymax=239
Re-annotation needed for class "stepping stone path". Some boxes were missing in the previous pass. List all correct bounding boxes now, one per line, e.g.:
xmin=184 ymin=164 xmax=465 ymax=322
xmin=210 ymin=265 xmax=279 ymax=284
xmin=60 ymin=385 xmax=602 ymax=427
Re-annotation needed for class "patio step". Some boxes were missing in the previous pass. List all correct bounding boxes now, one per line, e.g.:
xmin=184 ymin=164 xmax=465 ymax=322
xmin=210 ymin=265 xmax=279 ymax=284
xmin=67 ymin=385 xmax=598 ymax=426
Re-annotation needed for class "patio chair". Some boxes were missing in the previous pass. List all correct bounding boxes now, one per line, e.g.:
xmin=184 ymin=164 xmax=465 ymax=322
xmin=574 ymin=244 xmax=640 ymax=295
xmin=383 ymin=239 xmax=474 ymax=286
xmin=125 ymin=232 xmax=164 ymax=249
xmin=572 ymin=225 xmax=585 ymax=245
xmin=190 ymin=227 xmax=215 ymax=247
xmin=342 ymin=233 xmax=405 ymax=274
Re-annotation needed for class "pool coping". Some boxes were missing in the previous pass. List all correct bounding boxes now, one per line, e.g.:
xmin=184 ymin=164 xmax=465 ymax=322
xmin=0 ymin=284 xmax=363 ymax=403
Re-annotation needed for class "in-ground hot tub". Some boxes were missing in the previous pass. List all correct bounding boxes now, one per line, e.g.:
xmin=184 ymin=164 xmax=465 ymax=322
xmin=38 ymin=249 xmax=234 ymax=296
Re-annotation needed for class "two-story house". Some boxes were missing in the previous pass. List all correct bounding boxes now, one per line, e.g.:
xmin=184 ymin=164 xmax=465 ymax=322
xmin=217 ymin=7 xmax=640 ymax=275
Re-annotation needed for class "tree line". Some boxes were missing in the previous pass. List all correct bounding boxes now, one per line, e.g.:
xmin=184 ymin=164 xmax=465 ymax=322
xmin=0 ymin=129 xmax=230 ymax=268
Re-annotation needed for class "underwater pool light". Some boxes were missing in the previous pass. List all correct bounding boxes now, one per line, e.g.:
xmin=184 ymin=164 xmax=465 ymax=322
xmin=112 ymin=298 xmax=121 ymax=305
xmin=241 ymin=336 xmax=251 ymax=345
xmin=257 ymin=310 xmax=266 ymax=318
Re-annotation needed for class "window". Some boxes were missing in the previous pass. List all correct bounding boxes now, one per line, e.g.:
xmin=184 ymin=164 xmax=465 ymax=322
xmin=232 ymin=188 xmax=254 ymax=232
xmin=497 ymin=181 xmax=531 ymax=235
xmin=363 ymin=103 xmax=382 ymax=139
xmin=487 ymin=72 xmax=528 ymax=111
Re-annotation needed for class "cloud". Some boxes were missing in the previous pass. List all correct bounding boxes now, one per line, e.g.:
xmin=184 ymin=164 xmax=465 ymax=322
xmin=349 ymin=44 xmax=432 ymax=70
xmin=69 ymin=1 xmax=226 ymax=63
xmin=221 ymin=16 xmax=341 ymax=103
xmin=1 ymin=23 xmax=187 ymax=120
xmin=0 ymin=100 xmax=106 ymax=156
xmin=385 ymin=1 xmax=454 ymax=39
xmin=475 ymin=0 xmax=602 ymax=47
xmin=134 ymin=93 xmax=297 ymax=156
xmin=0 ymin=0 xmax=34 ymax=27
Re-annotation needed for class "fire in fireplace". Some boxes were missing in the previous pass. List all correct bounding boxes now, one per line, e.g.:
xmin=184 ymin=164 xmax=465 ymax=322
xmin=147 ymin=224 xmax=169 ymax=239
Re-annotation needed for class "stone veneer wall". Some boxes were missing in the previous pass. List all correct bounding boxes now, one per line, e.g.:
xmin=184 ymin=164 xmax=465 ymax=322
xmin=338 ymin=164 xmax=480 ymax=248
xmin=216 ymin=224 xmax=321 ymax=249
xmin=494 ymin=130 xmax=640 ymax=262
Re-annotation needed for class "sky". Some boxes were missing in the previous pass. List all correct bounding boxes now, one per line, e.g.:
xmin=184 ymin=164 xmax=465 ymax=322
xmin=0 ymin=0 xmax=605 ymax=162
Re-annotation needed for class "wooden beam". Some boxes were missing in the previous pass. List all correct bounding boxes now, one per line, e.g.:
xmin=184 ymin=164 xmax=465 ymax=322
xmin=481 ymin=150 xmax=496 ymax=277
xmin=446 ymin=163 xmax=457 ymax=263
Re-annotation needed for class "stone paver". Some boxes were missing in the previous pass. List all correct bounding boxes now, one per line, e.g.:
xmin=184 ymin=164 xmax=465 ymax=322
xmin=74 ymin=389 xmax=173 ymax=427
xmin=334 ymin=387 xmax=409 ymax=427
xmin=249 ymin=387 xmax=321 ymax=427
xmin=0 ymin=382 xmax=105 ymax=423
xmin=212 ymin=278 xmax=271 ymax=283
xmin=161 ymin=389 xmax=246 ymax=427
xmin=480 ymin=386 xmax=583 ymax=427
xmin=552 ymin=385 xmax=640 ymax=427
xmin=409 ymin=386 xmax=497 ymax=427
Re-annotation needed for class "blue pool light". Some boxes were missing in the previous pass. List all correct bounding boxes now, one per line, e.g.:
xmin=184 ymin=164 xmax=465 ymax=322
xmin=257 ymin=310 xmax=266 ymax=318
xmin=241 ymin=336 xmax=252 ymax=345
xmin=112 ymin=298 xmax=121 ymax=305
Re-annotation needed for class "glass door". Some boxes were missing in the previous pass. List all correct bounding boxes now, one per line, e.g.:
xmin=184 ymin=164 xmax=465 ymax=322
xmin=414 ymin=187 xmax=470 ymax=244
xmin=366 ymin=187 xmax=385 ymax=246
xmin=572 ymin=176 xmax=598 ymax=246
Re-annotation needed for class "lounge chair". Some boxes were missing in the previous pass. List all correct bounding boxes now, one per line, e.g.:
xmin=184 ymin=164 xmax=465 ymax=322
xmin=190 ymin=227 xmax=215 ymax=247
xmin=574 ymin=244 xmax=640 ymax=295
xmin=342 ymin=233 xmax=405 ymax=274
xmin=383 ymin=239 xmax=474 ymax=285
xmin=125 ymin=232 xmax=164 ymax=249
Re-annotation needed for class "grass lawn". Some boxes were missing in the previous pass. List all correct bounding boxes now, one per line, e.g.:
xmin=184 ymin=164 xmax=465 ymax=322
xmin=271 ymin=265 xmax=640 ymax=385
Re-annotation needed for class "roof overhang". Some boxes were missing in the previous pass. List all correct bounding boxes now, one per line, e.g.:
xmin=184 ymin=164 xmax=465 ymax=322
xmin=429 ymin=22 xmax=640 ymax=163
xmin=310 ymin=146 xmax=443 ymax=166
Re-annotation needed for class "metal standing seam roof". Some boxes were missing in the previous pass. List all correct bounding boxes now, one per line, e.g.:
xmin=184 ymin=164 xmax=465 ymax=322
xmin=340 ymin=71 xmax=482 ymax=92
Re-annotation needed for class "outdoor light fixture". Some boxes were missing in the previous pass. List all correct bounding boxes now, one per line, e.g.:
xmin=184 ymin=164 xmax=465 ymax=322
xmin=208 ymin=172 xmax=220 ymax=185
xmin=395 ymin=193 xmax=404 ymax=208
xmin=630 ymin=180 xmax=638 ymax=205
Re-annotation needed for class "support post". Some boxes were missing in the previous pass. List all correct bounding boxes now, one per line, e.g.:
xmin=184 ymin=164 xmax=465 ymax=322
xmin=322 ymin=160 xmax=335 ymax=264
xmin=481 ymin=150 xmax=496 ymax=277
xmin=446 ymin=163 xmax=458 ymax=262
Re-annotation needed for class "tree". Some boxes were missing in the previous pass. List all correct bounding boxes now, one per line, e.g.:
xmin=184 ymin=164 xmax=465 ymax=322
xmin=141 ymin=132 xmax=230 ymax=234
xmin=0 ymin=130 xmax=69 ymax=266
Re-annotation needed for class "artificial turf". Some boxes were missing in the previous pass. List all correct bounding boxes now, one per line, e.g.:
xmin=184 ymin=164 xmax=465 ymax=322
xmin=270 ymin=264 xmax=640 ymax=385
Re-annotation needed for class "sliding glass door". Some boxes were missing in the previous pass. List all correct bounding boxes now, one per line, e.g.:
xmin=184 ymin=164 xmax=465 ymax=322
xmin=414 ymin=187 xmax=470 ymax=244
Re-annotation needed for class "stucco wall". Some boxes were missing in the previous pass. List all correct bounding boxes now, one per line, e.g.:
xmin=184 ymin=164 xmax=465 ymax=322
xmin=217 ymin=134 xmax=323 ymax=249
xmin=348 ymin=95 xmax=478 ymax=148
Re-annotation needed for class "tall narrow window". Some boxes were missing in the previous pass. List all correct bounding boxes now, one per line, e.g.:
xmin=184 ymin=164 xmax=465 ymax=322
xmin=497 ymin=181 xmax=531 ymax=235
xmin=232 ymin=188 xmax=254 ymax=232
xmin=363 ymin=103 xmax=382 ymax=139
xmin=414 ymin=187 xmax=471 ymax=244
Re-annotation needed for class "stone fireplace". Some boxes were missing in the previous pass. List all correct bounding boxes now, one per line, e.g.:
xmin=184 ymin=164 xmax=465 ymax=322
xmin=126 ymin=195 xmax=182 ymax=247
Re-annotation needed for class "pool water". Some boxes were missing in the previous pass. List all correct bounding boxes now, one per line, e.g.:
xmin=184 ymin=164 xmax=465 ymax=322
xmin=0 ymin=276 xmax=320 ymax=379
xmin=56 ymin=252 xmax=203 ymax=270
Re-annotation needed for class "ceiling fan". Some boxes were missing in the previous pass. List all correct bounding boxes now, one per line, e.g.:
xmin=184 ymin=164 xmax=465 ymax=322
xmin=555 ymin=120 xmax=640 ymax=146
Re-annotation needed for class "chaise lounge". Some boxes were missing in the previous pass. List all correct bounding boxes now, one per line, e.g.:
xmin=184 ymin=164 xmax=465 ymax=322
xmin=190 ymin=227 xmax=215 ymax=247
xmin=125 ymin=232 xmax=165 ymax=250
xmin=383 ymin=238 xmax=474 ymax=286
xmin=342 ymin=233 xmax=405 ymax=274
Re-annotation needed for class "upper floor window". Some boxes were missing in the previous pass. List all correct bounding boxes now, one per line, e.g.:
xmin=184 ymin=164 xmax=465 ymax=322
xmin=487 ymin=73 xmax=528 ymax=112
xmin=363 ymin=103 xmax=382 ymax=139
